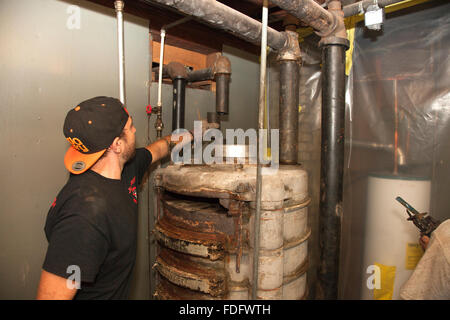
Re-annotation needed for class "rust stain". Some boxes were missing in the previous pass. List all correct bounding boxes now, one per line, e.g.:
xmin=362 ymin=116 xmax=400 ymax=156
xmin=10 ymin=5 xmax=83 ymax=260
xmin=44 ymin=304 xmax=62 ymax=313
xmin=155 ymin=248 xmax=227 ymax=297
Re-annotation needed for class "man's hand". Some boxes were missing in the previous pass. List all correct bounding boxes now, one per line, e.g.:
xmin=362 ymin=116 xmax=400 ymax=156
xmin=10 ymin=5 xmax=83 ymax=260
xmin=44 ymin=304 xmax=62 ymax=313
xmin=419 ymin=235 xmax=430 ymax=251
xmin=146 ymin=131 xmax=193 ymax=163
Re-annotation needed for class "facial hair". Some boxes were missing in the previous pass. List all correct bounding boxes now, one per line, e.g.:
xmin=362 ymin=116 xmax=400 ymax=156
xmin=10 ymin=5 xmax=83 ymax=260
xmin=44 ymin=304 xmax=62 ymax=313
xmin=122 ymin=136 xmax=136 ymax=163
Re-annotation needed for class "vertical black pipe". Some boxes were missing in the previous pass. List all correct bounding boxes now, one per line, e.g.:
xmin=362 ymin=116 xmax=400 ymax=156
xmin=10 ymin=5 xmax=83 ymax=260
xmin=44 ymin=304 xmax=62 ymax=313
xmin=172 ymin=78 xmax=186 ymax=131
xmin=318 ymin=44 xmax=346 ymax=300
xmin=215 ymin=74 xmax=230 ymax=115
xmin=279 ymin=60 xmax=299 ymax=164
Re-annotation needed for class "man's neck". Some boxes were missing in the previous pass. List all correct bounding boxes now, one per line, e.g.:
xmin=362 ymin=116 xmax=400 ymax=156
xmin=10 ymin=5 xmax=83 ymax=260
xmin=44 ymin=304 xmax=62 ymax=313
xmin=90 ymin=155 xmax=124 ymax=180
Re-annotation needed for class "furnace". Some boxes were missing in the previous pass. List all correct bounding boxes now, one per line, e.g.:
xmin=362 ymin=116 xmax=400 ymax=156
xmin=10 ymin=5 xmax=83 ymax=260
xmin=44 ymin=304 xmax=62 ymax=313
xmin=153 ymin=146 xmax=310 ymax=299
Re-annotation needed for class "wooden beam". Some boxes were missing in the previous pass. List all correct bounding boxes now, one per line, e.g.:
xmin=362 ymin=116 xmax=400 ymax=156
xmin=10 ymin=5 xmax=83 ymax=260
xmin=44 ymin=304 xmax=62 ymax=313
xmin=152 ymin=41 xmax=208 ymax=71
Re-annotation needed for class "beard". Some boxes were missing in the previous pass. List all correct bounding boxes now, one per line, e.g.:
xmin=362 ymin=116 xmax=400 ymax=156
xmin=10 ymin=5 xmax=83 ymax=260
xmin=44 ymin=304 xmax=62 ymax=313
xmin=122 ymin=138 xmax=136 ymax=163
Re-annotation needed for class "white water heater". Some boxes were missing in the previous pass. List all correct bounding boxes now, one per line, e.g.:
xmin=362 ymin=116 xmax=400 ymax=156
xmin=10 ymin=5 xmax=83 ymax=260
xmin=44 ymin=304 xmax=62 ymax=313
xmin=361 ymin=173 xmax=431 ymax=300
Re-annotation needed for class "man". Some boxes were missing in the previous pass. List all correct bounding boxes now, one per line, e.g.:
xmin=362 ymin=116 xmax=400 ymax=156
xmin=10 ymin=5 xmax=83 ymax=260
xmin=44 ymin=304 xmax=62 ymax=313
xmin=400 ymin=219 xmax=450 ymax=300
xmin=36 ymin=96 xmax=191 ymax=299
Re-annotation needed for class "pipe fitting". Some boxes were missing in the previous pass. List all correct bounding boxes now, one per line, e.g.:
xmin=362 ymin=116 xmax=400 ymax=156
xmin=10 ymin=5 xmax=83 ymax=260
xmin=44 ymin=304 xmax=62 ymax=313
xmin=212 ymin=55 xmax=231 ymax=76
xmin=277 ymin=31 xmax=302 ymax=62
xmin=166 ymin=61 xmax=188 ymax=80
xmin=318 ymin=1 xmax=349 ymax=48
xmin=114 ymin=0 xmax=124 ymax=11
xmin=283 ymin=15 xmax=301 ymax=32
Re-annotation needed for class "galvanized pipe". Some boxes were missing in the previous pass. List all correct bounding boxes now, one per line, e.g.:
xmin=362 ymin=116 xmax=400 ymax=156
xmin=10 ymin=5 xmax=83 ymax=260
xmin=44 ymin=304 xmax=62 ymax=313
xmin=279 ymin=61 xmax=299 ymax=164
xmin=269 ymin=0 xmax=335 ymax=35
xmin=157 ymin=29 xmax=166 ymax=109
xmin=162 ymin=15 xmax=192 ymax=30
xmin=318 ymin=43 xmax=347 ymax=300
xmin=144 ymin=0 xmax=287 ymax=50
xmin=343 ymin=0 xmax=407 ymax=17
xmin=252 ymin=0 xmax=269 ymax=301
xmin=114 ymin=1 xmax=126 ymax=104
xmin=347 ymin=140 xmax=406 ymax=167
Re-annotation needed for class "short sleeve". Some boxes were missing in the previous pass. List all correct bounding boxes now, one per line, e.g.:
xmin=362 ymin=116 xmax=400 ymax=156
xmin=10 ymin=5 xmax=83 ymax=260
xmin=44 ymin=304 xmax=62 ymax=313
xmin=132 ymin=148 xmax=153 ymax=184
xmin=42 ymin=214 xmax=109 ymax=283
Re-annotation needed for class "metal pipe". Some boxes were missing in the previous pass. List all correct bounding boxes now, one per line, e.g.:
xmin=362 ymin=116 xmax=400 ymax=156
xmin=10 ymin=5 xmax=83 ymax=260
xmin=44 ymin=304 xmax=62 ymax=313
xmin=162 ymin=16 xmax=191 ymax=31
xmin=318 ymin=43 xmax=347 ymax=300
xmin=346 ymin=140 xmax=406 ymax=166
xmin=153 ymin=65 xmax=213 ymax=82
xmin=172 ymin=78 xmax=186 ymax=130
xmin=252 ymin=0 xmax=269 ymax=301
xmin=114 ymin=1 xmax=126 ymax=104
xmin=187 ymin=68 xmax=214 ymax=82
xmin=269 ymin=0 xmax=335 ymax=35
xmin=144 ymin=0 xmax=287 ymax=50
xmin=215 ymin=74 xmax=230 ymax=115
xmin=279 ymin=60 xmax=299 ymax=164
xmin=157 ymin=29 xmax=165 ymax=108
xmin=343 ymin=0 xmax=407 ymax=17
xmin=155 ymin=28 xmax=166 ymax=138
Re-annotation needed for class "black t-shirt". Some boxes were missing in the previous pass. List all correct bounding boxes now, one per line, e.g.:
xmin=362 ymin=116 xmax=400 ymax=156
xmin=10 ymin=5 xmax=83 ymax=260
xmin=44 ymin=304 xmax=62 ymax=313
xmin=42 ymin=148 xmax=152 ymax=299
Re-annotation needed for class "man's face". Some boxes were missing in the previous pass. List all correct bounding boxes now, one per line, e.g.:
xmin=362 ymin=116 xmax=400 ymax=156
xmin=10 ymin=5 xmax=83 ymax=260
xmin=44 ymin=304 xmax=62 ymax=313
xmin=121 ymin=116 xmax=136 ymax=162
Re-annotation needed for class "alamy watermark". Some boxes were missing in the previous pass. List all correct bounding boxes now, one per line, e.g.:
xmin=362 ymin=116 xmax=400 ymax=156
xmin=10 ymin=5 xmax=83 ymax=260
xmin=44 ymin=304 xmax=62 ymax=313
xmin=366 ymin=265 xmax=381 ymax=290
xmin=66 ymin=5 xmax=81 ymax=30
xmin=170 ymin=121 xmax=280 ymax=173
xmin=66 ymin=265 xmax=81 ymax=289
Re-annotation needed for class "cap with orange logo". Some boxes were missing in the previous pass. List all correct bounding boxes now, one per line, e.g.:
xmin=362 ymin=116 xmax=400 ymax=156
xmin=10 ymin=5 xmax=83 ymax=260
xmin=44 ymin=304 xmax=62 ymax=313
xmin=63 ymin=96 xmax=129 ymax=174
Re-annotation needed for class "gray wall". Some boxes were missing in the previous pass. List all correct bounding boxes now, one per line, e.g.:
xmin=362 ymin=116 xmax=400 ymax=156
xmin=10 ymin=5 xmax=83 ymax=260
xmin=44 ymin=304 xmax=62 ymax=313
xmin=0 ymin=0 xmax=149 ymax=299
xmin=0 ymin=0 xmax=260 ymax=299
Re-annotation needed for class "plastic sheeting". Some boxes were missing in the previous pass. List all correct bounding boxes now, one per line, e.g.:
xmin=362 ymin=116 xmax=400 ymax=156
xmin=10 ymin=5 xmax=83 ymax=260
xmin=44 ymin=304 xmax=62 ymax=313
xmin=290 ymin=0 xmax=450 ymax=299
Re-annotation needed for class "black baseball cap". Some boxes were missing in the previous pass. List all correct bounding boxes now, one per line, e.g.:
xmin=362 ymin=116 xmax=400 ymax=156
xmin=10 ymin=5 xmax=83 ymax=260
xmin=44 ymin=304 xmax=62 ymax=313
xmin=63 ymin=96 xmax=129 ymax=174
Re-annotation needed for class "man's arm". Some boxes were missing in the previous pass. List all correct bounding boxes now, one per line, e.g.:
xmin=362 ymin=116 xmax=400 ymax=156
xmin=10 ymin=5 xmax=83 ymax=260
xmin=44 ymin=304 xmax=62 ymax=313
xmin=36 ymin=269 xmax=77 ymax=300
xmin=146 ymin=131 xmax=193 ymax=163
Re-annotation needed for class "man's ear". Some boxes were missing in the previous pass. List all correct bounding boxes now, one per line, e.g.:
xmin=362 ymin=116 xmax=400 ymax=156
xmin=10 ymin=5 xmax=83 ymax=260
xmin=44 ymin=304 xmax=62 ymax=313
xmin=109 ymin=137 xmax=122 ymax=154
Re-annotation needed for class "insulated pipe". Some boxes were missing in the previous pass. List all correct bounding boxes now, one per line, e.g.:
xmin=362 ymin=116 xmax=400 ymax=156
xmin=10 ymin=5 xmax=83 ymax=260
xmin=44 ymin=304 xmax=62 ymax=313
xmin=318 ymin=43 xmax=347 ymax=300
xmin=252 ymin=0 xmax=269 ymax=301
xmin=144 ymin=0 xmax=287 ymax=50
xmin=269 ymin=0 xmax=335 ymax=35
xmin=114 ymin=1 xmax=126 ymax=104
xmin=279 ymin=61 xmax=299 ymax=164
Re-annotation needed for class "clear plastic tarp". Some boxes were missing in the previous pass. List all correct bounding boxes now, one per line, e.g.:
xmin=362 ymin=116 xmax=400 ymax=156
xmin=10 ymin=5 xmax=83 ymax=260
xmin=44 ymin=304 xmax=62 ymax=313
xmin=289 ymin=0 xmax=450 ymax=299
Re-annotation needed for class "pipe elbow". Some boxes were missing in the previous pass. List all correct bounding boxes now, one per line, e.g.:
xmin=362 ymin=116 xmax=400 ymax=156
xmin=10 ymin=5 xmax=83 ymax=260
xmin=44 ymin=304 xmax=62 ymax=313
xmin=213 ymin=55 xmax=231 ymax=75
xmin=167 ymin=61 xmax=188 ymax=80
xmin=397 ymin=147 xmax=406 ymax=166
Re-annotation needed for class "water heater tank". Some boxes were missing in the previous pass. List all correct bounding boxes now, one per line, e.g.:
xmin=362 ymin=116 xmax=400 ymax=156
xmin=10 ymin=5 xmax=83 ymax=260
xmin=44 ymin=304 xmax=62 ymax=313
xmin=361 ymin=173 xmax=431 ymax=300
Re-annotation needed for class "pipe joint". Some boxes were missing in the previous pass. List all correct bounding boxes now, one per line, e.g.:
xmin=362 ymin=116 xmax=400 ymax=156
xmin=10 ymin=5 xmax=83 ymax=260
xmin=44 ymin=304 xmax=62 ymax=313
xmin=277 ymin=31 xmax=302 ymax=62
xmin=318 ymin=1 xmax=349 ymax=48
xmin=283 ymin=15 xmax=301 ymax=32
xmin=114 ymin=0 xmax=124 ymax=11
xmin=166 ymin=61 xmax=188 ymax=80
xmin=211 ymin=55 xmax=232 ymax=76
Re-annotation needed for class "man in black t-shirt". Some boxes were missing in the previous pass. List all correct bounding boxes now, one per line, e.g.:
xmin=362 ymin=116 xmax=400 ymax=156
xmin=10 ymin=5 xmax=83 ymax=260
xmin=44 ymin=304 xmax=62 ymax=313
xmin=36 ymin=96 xmax=192 ymax=299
